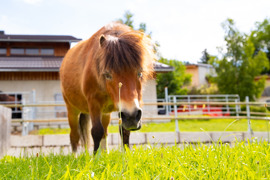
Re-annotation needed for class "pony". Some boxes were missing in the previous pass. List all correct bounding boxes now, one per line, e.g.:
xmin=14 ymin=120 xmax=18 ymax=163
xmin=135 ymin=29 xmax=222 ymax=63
xmin=60 ymin=22 xmax=155 ymax=154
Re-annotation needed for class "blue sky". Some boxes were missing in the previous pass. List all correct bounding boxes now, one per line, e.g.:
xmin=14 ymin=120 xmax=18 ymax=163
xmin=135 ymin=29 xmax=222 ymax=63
xmin=1 ymin=0 xmax=270 ymax=63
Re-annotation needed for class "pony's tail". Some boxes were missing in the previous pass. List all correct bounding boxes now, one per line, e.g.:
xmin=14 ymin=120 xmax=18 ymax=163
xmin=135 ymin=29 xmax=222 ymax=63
xmin=78 ymin=113 xmax=91 ymax=150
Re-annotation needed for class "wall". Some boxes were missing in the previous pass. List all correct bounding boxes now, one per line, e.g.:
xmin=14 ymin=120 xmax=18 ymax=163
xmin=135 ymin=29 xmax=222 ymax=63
xmin=142 ymin=79 xmax=158 ymax=116
xmin=198 ymin=65 xmax=215 ymax=86
xmin=0 ymin=105 xmax=12 ymax=157
xmin=0 ymin=80 xmax=61 ymax=119
xmin=0 ymin=79 xmax=159 ymax=119
xmin=7 ymin=132 xmax=269 ymax=156
xmin=0 ymin=80 xmax=61 ymax=102
xmin=186 ymin=64 xmax=216 ymax=88
xmin=0 ymin=42 xmax=70 ymax=57
xmin=186 ymin=66 xmax=199 ymax=87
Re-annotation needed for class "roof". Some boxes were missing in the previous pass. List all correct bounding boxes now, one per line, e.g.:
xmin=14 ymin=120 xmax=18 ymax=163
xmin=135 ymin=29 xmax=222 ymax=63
xmin=0 ymin=57 xmax=62 ymax=72
xmin=154 ymin=61 xmax=174 ymax=72
xmin=186 ymin=63 xmax=214 ymax=69
xmin=0 ymin=57 xmax=174 ymax=72
xmin=0 ymin=32 xmax=81 ymax=43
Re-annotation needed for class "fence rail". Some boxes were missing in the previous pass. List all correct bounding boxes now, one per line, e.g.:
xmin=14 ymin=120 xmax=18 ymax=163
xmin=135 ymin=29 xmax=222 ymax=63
xmin=1 ymin=98 xmax=270 ymax=135
xmin=1 ymin=101 xmax=270 ymax=107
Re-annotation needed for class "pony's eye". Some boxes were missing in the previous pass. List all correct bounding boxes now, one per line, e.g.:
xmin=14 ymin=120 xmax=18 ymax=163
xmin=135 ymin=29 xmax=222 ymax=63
xmin=104 ymin=73 xmax=112 ymax=80
xmin=138 ymin=72 xmax=143 ymax=78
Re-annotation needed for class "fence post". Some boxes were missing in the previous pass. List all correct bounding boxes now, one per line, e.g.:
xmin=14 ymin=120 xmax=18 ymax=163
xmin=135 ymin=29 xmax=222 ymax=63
xmin=165 ymin=87 xmax=169 ymax=116
xmin=235 ymin=99 xmax=239 ymax=117
xmin=30 ymin=89 xmax=36 ymax=131
xmin=246 ymin=96 xmax=253 ymax=135
xmin=187 ymin=96 xmax=191 ymax=115
xmin=226 ymin=95 xmax=229 ymax=113
xmin=173 ymin=96 xmax=179 ymax=132
xmin=0 ymin=105 xmax=12 ymax=158
xmin=207 ymin=96 xmax=210 ymax=113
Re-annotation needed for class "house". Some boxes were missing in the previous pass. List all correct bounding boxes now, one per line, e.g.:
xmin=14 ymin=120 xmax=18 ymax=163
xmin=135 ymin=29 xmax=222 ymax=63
xmin=0 ymin=30 xmax=173 ymax=119
xmin=185 ymin=63 xmax=216 ymax=88
xmin=256 ymin=76 xmax=270 ymax=102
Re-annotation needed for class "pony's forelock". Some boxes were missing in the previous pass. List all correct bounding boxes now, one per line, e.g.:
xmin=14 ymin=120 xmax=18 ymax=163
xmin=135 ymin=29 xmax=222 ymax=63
xmin=96 ymin=25 xmax=155 ymax=81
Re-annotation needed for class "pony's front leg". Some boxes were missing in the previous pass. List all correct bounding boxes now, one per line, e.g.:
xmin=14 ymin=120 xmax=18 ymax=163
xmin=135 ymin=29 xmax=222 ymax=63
xmin=100 ymin=113 xmax=111 ymax=152
xmin=119 ymin=125 xmax=130 ymax=149
xmin=89 ymin=105 xmax=104 ymax=154
xmin=90 ymin=115 xmax=104 ymax=154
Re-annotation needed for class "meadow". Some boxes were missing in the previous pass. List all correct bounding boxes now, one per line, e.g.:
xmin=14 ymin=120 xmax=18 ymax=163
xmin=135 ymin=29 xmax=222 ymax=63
xmin=32 ymin=119 xmax=270 ymax=135
xmin=0 ymin=141 xmax=269 ymax=179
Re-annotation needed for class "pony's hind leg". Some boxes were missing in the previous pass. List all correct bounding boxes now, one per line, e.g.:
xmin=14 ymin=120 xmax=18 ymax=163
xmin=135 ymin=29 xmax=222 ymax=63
xmin=119 ymin=125 xmax=130 ymax=149
xmin=64 ymin=101 xmax=80 ymax=153
xmin=78 ymin=113 xmax=91 ymax=150
xmin=100 ymin=113 xmax=111 ymax=151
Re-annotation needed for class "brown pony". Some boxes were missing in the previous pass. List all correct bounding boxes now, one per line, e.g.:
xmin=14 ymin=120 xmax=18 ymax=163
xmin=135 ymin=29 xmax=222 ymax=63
xmin=60 ymin=22 xmax=155 ymax=154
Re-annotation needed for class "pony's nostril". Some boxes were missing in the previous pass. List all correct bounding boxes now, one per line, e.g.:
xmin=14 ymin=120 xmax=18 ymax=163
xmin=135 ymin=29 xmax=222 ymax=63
xmin=135 ymin=109 xmax=142 ymax=122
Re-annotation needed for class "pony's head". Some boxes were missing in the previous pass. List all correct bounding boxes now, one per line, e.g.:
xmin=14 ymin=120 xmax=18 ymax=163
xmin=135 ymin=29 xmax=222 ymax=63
xmin=96 ymin=23 xmax=155 ymax=131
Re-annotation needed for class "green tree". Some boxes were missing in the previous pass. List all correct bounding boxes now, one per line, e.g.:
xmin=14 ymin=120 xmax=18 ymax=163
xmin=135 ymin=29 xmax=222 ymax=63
xmin=156 ymin=58 xmax=191 ymax=98
xmin=199 ymin=49 xmax=211 ymax=64
xmin=118 ymin=11 xmax=134 ymax=29
xmin=211 ymin=19 xmax=269 ymax=101
xmin=118 ymin=11 xmax=191 ymax=98
xmin=118 ymin=11 xmax=161 ymax=57
xmin=250 ymin=18 xmax=270 ymax=74
xmin=118 ymin=11 xmax=148 ymax=33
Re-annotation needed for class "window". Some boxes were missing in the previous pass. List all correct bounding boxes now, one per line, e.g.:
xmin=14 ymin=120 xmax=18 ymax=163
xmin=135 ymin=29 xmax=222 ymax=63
xmin=0 ymin=48 xmax=6 ymax=55
xmin=26 ymin=48 xmax=39 ymax=55
xmin=0 ymin=92 xmax=22 ymax=119
xmin=41 ymin=48 xmax=54 ymax=55
xmin=9 ymin=47 xmax=55 ymax=56
xmin=10 ymin=48 xmax=24 ymax=55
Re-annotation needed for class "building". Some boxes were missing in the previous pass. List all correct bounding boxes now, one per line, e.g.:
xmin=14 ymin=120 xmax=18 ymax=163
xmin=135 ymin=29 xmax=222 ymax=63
xmin=0 ymin=31 xmax=173 ymax=119
xmin=256 ymin=76 xmax=270 ymax=102
xmin=185 ymin=63 xmax=216 ymax=88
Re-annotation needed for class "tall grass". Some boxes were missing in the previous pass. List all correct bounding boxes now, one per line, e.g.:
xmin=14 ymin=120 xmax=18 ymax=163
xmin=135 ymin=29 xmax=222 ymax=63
xmin=1 ymin=140 xmax=269 ymax=179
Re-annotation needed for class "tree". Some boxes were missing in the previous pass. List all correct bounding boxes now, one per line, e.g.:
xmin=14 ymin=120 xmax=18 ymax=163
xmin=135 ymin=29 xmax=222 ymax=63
xmin=250 ymin=18 xmax=270 ymax=74
xmin=118 ymin=11 xmax=147 ymax=33
xmin=118 ymin=12 xmax=191 ymax=98
xmin=199 ymin=49 xmax=211 ymax=64
xmin=118 ymin=11 xmax=134 ymax=29
xmin=118 ymin=11 xmax=161 ymax=57
xmin=156 ymin=58 xmax=191 ymax=98
xmin=210 ymin=19 xmax=269 ymax=101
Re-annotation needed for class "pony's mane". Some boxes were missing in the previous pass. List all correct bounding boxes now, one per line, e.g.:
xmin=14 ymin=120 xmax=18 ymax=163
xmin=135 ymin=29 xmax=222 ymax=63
xmin=97 ymin=23 xmax=155 ymax=80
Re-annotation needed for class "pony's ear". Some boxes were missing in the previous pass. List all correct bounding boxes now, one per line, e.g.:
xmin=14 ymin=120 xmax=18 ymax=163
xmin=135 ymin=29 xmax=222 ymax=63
xmin=99 ymin=35 xmax=106 ymax=47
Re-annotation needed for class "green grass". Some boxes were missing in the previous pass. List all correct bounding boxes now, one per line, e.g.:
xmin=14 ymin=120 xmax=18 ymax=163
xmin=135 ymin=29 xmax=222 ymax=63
xmin=1 ymin=141 xmax=269 ymax=179
xmin=32 ymin=119 xmax=270 ymax=135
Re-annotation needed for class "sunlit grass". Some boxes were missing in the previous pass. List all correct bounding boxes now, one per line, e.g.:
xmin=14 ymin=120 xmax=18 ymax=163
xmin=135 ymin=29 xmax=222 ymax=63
xmin=1 ymin=141 xmax=269 ymax=179
xmin=31 ymin=119 xmax=270 ymax=135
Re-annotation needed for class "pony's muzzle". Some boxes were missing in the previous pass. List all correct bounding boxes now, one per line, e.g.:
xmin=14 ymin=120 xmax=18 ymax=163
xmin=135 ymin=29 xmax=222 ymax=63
xmin=118 ymin=108 xmax=142 ymax=131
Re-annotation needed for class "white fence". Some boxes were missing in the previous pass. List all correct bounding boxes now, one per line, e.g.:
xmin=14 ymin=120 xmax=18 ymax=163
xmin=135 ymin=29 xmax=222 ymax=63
xmin=1 ymin=91 xmax=270 ymax=136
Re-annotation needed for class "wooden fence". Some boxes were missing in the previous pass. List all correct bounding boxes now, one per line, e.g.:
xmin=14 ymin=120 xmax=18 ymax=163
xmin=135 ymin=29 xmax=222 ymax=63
xmin=0 ymin=105 xmax=12 ymax=157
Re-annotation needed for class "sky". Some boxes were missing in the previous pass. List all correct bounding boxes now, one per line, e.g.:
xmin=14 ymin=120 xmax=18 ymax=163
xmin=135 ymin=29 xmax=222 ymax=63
xmin=1 ymin=0 xmax=270 ymax=63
